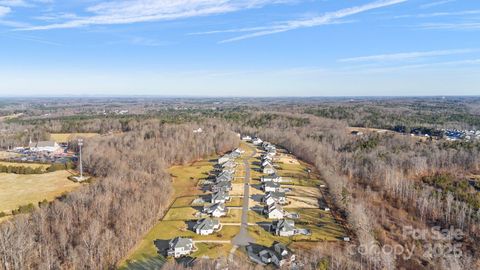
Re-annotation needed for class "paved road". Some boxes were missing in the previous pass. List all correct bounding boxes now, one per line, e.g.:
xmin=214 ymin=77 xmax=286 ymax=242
xmin=232 ymin=144 xmax=257 ymax=246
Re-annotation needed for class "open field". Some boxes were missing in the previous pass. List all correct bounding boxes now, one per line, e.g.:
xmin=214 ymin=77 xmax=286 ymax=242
xmin=285 ymin=185 xmax=322 ymax=197
xmin=0 ymin=170 xmax=79 ymax=213
xmin=0 ymin=113 xmax=23 ymax=121
xmin=49 ymin=133 xmax=100 ymax=142
xmin=0 ymin=151 xmax=20 ymax=160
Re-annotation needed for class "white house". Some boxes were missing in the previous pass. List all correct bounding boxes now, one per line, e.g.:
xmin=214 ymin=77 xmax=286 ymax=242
xmin=263 ymin=182 xmax=281 ymax=192
xmin=218 ymin=154 xmax=231 ymax=164
xmin=262 ymin=160 xmax=272 ymax=168
xmin=266 ymin=204 xmax=284 ymax=219
xmin=261 ymin=174 xmax=282 ymax=183
xmin=264 ymin=192 xmax=287 ymax=205
xmin=242 ymin=135 xmax=252 ymax=141
xmin=211 ymin=191 xmax=230 ymax=203
xmin=193 ymin=218 xmax=221 ymax=235
xmin=272 ymin=219 xmax=297 ymax=237
xmin=252 ymin=138 xmax=263 ymax=145
xmin=204 ymin=203 xmax=228 ymax=217
xmin=263 ymin=164 xmax=275 ymax=174
xmin=167 ymin=237 xmax=194 ymax=258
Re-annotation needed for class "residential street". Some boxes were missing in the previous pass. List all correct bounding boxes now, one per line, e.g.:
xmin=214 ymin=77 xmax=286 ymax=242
xmin=232 ymin=144 xmax=256 ymax=246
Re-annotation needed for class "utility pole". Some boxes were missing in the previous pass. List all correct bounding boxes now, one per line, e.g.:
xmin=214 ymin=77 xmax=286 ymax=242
xmin=78 ymin=139 xmax=83 ymax=179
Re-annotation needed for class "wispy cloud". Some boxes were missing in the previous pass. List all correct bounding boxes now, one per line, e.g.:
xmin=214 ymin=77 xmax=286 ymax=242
xmin=217 ymin=0 xmax=407 ymax=43
xmin=353 ymin=58 xmax=480 ymax=73
xmin=0 ymin=5 xmax=11 ymax=17
xmin=419 ymin=22 xmax=480 ymax=30
xmin=339 ymin=48 xmax=478 ymax=63
xmin=18 ymin=0 xmax=293 ymax=31
xmin=394 ymin=9 xmax=480 ymax=19
xmin=419 ymin=0 xmax=455 ymax=9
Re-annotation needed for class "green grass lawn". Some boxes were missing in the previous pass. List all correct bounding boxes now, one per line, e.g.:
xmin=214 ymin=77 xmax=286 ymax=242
xmin=168 ymin=158 xmax=215 ymax=197
xmin=192 ymin=242 xmax=233 ymax=259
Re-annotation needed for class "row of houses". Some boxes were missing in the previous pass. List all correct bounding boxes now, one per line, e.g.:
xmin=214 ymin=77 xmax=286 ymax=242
xmin=166 ymin=148 xmax=245 ymax=258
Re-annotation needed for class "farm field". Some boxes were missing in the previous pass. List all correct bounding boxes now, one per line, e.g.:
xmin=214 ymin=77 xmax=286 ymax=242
xmin=0 ymin=170 xmax=79 ymax=214
xmin=49 ymin=132 xmax=100 ymax=142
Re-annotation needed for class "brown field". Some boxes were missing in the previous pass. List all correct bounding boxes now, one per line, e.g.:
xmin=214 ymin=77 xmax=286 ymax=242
xmin=0 ymin=170 xmax=80 ymax=213
xmin=277 ymin=154 xmax=299 ymax=165
xmin=284 ymin=196 xmax=319 ymax=208
xmin=50 ymin=133 xmax=100 ymax=143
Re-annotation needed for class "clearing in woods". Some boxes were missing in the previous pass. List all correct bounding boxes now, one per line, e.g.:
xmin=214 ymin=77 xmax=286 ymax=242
xmin=49 ymin=133 xmax=100 ymax=143
xmin=0 ymin=170 xmax=80 ymax=214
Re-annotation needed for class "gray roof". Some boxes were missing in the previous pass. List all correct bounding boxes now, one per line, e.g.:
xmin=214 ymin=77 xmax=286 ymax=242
xmin=276 ymin=219 xmax=295 ymax=232
xmin=194 ymin=218 xmax=219 ymax=231
xmin=169 ymin=237 xmax=193 ymax=249
xmin=266 ymin=191 xmax=285 ymax=199
xmin=264 ymin=182 xmax=280 ymax=188
xmin=204 ymin=202 xmax=226 ymax=212
xmin=212 ymin=191 xmax=229 ymax=201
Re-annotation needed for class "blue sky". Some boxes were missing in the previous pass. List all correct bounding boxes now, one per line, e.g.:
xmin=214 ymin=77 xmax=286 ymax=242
xmin=0 ymin=0 xmax=479 ymax=96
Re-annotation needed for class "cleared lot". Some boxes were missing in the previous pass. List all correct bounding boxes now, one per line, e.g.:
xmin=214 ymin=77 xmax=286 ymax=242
xmin=0 ymin=170 xmax=79 ymax=213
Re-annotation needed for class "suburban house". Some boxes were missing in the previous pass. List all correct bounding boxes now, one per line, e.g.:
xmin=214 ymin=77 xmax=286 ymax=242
xmin=28 ymin=141 xmax=62 ymax=153
xmin=216 ymin=171 xmax=233 ymax=182
xmin=203 ymin=203 xmax=228 ymax=217
xmin=222 ymin=160 xmax=236 ymax=169
xmin=261 ymin=160 xmax=272 ymax=168
xmin=261 ymin=154 xmax=272 ymax=162
xmin=233 ymin=148 xmax=245 ymax=154
xmin=263 ymin=163 xmax=275 ymax=174
xmin=265 ymin=203 xmax=284 ymax=219
xmin=271 ymin=219 xmax=297 ymax=237
xmin=247 ymin=242 xmax=295 ymax=267
xmin=211 ymin=190 xmax=230 ymax=203
xmin=261 ymin=173 xmax=283 ymax=183
xmin=263 ymin=181 xmax=281 ymax=192
xmin=218 ymin=154 xmax=232 ymax=164
xmin=241 ymin=135 xmax=252 ymax=141
xmin=167 ymin=237 xmax=194 ymax=258
xmin=212 ymin=181 xmax=232 ymax=192
xmin=264 ymin=192 xmax=287 ymax=205
xmin=252 ymin=137 xmax=263 ymax=145
xmin=193 ymin=218 xmax=221 ymax=235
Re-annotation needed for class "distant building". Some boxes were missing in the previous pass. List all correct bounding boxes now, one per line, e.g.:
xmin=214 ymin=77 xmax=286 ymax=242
xmin=28 ymin=141 xmax=62 ymax=153
xmin=167 ymin=237 xmax=194 ymax=258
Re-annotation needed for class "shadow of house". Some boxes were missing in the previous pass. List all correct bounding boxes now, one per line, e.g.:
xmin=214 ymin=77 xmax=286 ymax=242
xmin=251 ymin=194 xmax=264 ymax=203
xmin=250 ymin=205 xmax=265 ymax=215
xmin=185 ymin=220 xmax=198 ymax=232
xmin=251 ymin=183 xmax=263 ymax=191
xmin=252 ymin=161 xmax=262 ymax=167
xmin=153 ymin=239 xmax=171 ymax=257
xmin=176 ymin=256 xmax=196 ymax=267
xmin=257 ymin=222 xmax=273 ymax=232
xmin=123 ymin=256 xmax=166 ymax=270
